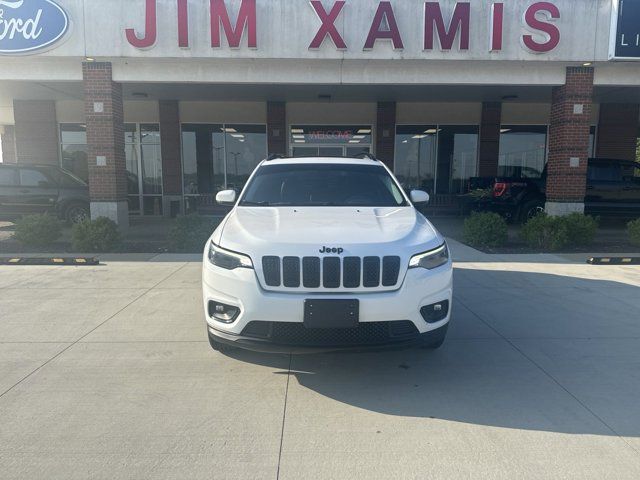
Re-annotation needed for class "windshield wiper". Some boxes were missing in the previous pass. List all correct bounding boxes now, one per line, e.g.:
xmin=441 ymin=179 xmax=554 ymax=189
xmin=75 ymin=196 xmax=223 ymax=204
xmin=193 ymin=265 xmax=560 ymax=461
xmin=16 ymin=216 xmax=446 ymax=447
xmin=240 ymin=201 xmax=271 ymax=206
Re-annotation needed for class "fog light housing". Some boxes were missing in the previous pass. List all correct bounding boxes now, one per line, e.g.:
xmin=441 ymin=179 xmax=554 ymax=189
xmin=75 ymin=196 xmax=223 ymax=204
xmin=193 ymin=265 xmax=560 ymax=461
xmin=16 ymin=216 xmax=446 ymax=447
xmin=420 ymin=300 xmax=449 ymax=324
xmin=208 ymin=301 xmax=240 ymax=323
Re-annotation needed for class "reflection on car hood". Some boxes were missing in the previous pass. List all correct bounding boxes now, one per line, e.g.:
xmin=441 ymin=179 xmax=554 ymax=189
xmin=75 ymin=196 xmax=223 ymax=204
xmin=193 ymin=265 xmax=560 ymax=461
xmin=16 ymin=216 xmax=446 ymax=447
xmin=216 ymin=206 xmax=444 ymax=258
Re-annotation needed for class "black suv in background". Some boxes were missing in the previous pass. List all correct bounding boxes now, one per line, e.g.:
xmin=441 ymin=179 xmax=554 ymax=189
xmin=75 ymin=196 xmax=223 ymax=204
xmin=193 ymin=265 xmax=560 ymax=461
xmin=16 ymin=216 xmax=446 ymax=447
xmin=0 ymin=164 xmax=89 ymax=223
xmin=470 ymin=158 xmax=640 ymax=222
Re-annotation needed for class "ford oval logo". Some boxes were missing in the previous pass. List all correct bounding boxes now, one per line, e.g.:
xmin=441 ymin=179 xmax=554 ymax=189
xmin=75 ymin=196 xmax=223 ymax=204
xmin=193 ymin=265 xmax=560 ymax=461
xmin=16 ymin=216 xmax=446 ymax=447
xmin=0 ymin=0 xmax=69 ymax=54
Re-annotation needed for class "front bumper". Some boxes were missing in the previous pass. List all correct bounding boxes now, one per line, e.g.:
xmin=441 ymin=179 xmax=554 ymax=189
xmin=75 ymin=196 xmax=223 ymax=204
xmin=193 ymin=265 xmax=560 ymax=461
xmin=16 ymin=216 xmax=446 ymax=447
xmin=203 ymin=259 xmax=452 ymax=351
xmin=208 ymin=322 xmax=449 ymax=354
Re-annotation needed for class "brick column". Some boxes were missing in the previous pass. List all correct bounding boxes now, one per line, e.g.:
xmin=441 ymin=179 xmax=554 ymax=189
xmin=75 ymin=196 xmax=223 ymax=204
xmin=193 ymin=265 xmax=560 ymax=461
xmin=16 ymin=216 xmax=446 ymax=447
xmin=159 ymin=100 xmax=183 ymax=217
xmin=267 ymin=102 xmax=287 ymax=156
xmin=1 ymin=125 xmax=17 ymax=164
xmin=376 ymin=102 xmax=396 ymax=169
xmin=596 ymin=103 xmax=639 ymax=161
xmin=13 ymin=100 xmax=58 ymax=165
xmin=82 ymin=62 xmax=129 ymax=227
xmin=478 ymin=102 xmax=502 ymax=177
xmin=545 ymin=67 xmax=594 ymax=216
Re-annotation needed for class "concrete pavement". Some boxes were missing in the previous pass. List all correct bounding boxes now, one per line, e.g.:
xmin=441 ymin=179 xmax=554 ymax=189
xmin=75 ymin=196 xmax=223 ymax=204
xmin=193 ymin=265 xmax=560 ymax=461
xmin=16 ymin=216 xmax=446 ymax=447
xmin=1 ymin=241 xmax=640 ymax=479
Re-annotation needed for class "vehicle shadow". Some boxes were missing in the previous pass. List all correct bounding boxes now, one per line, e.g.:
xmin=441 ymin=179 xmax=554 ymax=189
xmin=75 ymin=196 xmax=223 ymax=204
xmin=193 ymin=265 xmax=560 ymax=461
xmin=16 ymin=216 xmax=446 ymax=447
xmin=222 ymin=267 xmax=640 ymax=437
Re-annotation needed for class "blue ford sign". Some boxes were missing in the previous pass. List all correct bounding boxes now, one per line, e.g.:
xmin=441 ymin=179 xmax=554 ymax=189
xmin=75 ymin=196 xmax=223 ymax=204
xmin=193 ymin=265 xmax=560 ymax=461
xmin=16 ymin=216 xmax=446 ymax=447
xmin=0 ymin=0 xmax=69 ymax=54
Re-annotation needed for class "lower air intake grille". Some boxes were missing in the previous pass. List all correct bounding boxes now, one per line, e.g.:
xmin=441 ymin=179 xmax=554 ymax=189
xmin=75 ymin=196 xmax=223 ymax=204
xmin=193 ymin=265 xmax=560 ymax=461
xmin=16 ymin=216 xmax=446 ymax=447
xmin=241 ymin=321 xmax=419 ymax=347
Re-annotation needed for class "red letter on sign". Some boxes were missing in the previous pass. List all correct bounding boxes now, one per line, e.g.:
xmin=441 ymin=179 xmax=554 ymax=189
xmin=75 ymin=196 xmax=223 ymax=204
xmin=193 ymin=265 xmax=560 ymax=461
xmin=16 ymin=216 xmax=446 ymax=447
xmin=126 ymin=0 xmax=157 ymax=48
xmin=309 ymin=1 xmax=347 ymax=50
xmin=210 ymin=0 xmax=257 ymax=48
xmin=522 ymin=1 xmax=560 ymax=53
xmin=178 ymin=0 xmax=189 ymax=48
xmin=364 ymin=1 xmax=404 ymax=50
xmin=424 ymin=2 xmax=470 ymax=50
xmin=490 ymin=3 xmax=504 ymax=51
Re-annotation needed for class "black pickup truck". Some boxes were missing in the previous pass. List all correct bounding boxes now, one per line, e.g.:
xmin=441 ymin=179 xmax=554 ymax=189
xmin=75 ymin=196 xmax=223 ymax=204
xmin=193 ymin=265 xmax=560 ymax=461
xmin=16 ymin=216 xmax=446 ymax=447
xmin=470 ymin=158 xmax=640 ymax=222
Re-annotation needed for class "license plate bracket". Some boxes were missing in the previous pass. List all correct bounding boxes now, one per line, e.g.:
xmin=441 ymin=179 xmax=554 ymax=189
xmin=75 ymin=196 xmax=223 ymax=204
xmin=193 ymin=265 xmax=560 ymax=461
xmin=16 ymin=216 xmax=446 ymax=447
xmin=304 ymin=299 xmax=359 ymax=329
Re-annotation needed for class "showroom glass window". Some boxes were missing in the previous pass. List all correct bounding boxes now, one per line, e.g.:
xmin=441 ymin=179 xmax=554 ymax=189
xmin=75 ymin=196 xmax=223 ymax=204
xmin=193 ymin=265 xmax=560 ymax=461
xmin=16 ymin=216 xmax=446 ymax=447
xmin=394 ymin=125 xmax=479 ymax=195
xmin=181 ymin=124 xmax=225 ymax=197
xmin=125 ymin=123 xmax=163 ymax=215
xmin=498 ymin=125 xmax=548 ymax=178
xmin=59 ymin=124 xmax=88 ymax=182
xmin=395 ymin=126 xmax=438 ymax=194
xmin=633 ymin=127 xmax=640 ymax=180
xmin=436 ymin=126 xmax=479 ymax=194
xmin=180 ymin=124 xmax=267 ymax=211
xmin=225 ymin=125 xmax=267 ymax=190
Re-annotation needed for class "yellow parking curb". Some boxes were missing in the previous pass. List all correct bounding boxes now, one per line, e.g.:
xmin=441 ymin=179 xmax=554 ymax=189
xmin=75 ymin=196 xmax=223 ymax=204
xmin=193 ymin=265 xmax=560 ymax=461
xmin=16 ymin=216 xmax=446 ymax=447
xmin=0 ymin=257 xmax=100 ymax=266
xmin=587 ymin=257 xmax=640 ymax=265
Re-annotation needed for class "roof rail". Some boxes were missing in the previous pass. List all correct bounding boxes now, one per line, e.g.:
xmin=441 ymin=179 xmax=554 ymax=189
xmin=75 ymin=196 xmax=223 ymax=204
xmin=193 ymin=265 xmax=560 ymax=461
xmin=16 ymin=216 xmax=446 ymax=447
xmin=266 ymin=154 xmax=287 ymax=161
xmin=354 ymin=152 xmax=379 ymax=162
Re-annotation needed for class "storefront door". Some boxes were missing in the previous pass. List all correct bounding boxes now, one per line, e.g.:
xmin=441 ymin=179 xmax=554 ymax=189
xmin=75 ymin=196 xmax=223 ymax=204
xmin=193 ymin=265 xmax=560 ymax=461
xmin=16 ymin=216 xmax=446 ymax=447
xmin=290 ymin=126 xmax=373 ymax=158
xmin=291 ymin=146 xmax=371 ymax=158
xmin=125 ymin=123 xmax=163 ymax=216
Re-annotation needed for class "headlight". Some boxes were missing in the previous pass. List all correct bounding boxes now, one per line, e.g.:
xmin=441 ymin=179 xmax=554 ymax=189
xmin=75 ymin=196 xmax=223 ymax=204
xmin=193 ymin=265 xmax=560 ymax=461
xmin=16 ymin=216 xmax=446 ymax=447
xmin=208 ymin=242 xmax=253 ymax=270
xmin=409 ymin=244 xmax=449 ymax=270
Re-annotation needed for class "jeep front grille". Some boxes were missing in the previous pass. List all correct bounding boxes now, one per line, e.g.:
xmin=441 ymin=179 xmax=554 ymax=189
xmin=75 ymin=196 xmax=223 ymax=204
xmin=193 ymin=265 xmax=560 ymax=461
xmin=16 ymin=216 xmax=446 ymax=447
xmin=262 ymin=256 xmax=281 ymax=287
xmin=282 ymin=256 xmax=300 ymax=288
xmin=261 ymin=255 xmax=402 ymax=289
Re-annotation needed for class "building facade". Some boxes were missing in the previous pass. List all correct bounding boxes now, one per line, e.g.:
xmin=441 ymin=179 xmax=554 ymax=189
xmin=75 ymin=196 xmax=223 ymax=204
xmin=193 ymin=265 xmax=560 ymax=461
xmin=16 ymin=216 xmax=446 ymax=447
xmin=0 ymin=0 xmax=639 ymax=226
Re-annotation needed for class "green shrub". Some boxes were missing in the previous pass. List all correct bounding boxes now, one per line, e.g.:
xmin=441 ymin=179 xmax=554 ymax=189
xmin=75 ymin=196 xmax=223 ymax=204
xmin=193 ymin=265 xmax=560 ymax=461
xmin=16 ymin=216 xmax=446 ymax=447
xmin=628 ymin=218 xmax=640 ymax=247
xmin=72 ymin=217 xmax=121 ymax=252
xmin=562 ymin=213 xmax=599 ymax=247
xmin=168 ymin=215 xmax=219 ymax=253
xmin=520 ymin=214 xmax=569 ymax=251
xmin=13 ymin=214 xmax=63 ymax=247
xmin=463 ymin=212 xmax=508 ymax=248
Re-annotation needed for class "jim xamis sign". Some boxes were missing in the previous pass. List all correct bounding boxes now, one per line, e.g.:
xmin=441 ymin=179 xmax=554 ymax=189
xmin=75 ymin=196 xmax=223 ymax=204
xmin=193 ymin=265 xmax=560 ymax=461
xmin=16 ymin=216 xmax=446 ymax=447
xmin=125 ymin=0 xmax=562 ymax=54
xmin=610 ymin=0 xmax=640 ymax=60
xmin=0 ymin=0 xmax=69 ymax=54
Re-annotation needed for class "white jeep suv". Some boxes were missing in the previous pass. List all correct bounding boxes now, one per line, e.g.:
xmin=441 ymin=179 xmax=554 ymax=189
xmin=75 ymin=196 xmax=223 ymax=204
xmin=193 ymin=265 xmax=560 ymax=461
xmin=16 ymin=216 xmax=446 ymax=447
xmin=202 ymin=156 xmax=453 ymax=353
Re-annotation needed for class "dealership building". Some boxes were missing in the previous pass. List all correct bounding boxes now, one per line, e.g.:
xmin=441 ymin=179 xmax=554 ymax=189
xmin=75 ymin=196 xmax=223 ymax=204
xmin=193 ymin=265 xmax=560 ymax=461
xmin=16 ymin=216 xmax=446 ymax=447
xmin=1 ymin=0 xmax=639 ymax=226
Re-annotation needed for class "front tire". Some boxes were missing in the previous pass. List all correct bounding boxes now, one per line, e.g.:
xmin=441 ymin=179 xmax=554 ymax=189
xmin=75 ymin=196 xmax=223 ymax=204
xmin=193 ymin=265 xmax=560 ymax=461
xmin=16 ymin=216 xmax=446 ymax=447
xmin=65 ymin=203 xmax=90 ymax=224
xmin=519 ymin=199 xmax=545 ymax=223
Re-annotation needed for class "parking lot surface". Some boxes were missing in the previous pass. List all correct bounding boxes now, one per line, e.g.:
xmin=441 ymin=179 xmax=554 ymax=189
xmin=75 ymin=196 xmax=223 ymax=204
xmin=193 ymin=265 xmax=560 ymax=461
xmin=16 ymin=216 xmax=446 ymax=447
xmin=1 ymin=241 xmax=640 ymax=479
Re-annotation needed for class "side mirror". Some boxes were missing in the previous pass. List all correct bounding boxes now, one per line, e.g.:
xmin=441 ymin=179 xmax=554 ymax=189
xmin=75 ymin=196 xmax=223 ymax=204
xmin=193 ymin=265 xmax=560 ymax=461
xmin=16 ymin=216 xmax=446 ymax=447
xmin=410 ymin=190 xmax=430 ymax=205
xmin=216 ymin=189 xmax=237 ymax=206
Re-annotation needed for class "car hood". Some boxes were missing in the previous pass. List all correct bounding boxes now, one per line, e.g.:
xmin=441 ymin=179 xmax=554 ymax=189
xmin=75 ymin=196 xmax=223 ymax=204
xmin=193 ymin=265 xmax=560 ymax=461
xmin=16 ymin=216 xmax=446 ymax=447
xmin=215 ymin=206 xmax=444 ymax=259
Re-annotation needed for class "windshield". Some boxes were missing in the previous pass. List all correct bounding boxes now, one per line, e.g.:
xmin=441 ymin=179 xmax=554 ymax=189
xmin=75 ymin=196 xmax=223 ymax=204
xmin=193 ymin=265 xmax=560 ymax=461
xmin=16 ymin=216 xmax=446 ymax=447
xmin=54 ymin=168 xmax=88 ymax=187
xmin=239 ymin=163 xmax=408 ymax=207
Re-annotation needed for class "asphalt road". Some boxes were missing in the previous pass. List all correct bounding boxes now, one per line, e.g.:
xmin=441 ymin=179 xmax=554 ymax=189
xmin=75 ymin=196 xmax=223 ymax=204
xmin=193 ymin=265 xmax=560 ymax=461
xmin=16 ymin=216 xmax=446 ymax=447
xmin=1 ymin=242 xmax=640 ymax=479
